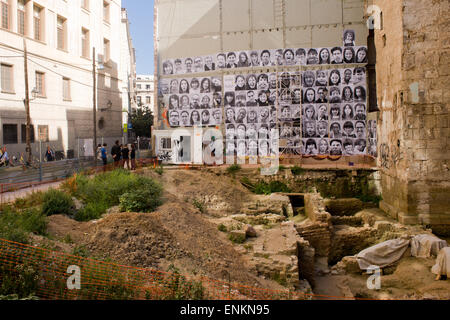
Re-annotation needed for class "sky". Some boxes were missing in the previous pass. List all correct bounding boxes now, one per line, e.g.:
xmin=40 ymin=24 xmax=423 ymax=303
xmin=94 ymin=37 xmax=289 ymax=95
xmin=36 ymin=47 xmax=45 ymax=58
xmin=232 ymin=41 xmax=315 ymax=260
xmin=122 ymin=0 xmax=154 ymax=75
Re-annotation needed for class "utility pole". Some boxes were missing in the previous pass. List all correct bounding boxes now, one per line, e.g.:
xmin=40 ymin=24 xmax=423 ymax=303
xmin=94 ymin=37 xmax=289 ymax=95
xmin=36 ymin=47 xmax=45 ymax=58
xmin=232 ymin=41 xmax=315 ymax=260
xmin=93 ymin=47 xmax=97 ymax=158
xmin=23 ymin=38 xmax=32 ymax=163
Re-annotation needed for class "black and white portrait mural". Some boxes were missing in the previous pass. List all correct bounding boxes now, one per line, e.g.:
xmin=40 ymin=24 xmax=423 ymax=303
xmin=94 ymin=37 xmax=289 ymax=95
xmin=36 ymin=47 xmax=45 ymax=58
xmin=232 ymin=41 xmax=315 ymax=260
xmin=160 ymin=31 xmax=372 ymax=159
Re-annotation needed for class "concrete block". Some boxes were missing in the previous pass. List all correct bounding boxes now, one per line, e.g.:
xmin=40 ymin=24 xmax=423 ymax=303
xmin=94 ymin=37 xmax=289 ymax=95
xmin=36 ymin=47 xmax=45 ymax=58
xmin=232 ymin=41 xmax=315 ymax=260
xmin=398 ymin=212 xmax=419 ymax=225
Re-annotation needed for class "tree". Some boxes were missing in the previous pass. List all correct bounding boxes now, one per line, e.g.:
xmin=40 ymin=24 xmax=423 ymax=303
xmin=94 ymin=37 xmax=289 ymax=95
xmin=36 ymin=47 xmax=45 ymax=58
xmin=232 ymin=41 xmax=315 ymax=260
xmin=130 ymin=106 xmax=153 ymax=138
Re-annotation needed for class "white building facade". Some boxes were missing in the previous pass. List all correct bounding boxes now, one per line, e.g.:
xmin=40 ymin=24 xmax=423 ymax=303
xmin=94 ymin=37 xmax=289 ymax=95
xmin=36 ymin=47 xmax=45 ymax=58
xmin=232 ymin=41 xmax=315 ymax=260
xmin=0 ymin=0 xmax=133 ymax=158
xmin=135 ymin=74 xmax=155 ymax=113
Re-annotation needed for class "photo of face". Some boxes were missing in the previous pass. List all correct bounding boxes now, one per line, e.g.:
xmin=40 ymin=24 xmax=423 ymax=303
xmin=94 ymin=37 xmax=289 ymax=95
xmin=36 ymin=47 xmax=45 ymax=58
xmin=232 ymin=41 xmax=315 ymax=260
xmin=356 ymin=47 xmax=368 ymax=63
xmin=185 ymin=58 xmax=193 ymax=73
xmin=224 ymin=92 xmax=235 ymax=107
xmin=194 ymin=57 xmax=204 ymax=73
xmin=343 ymin=121 xmax=356 ymax=138
xmin=247 ymin=74 xmax=257 ymax=90
xmin=236 ymin=124 xmax=246 ymax=139
xmin=280 ymin=122 xmax=292 ymax=139
xmin=170 ymin=79 xmax=179 ymax=94
xmin=330 ymin=105 xmax=341 ymax=120
xmin=259 ymin=125 xmax=269 ymax=139
xmin=355 ymin=121 xmax=366 ymax=139
xmin=316 ymin=87 xmax=328 ymax=103
xmin=318 ymin=138 xmax=329 ymax=154
xmin=237 ymin=140 xmax=247 ymax=157
xmin=343 ymin=139 xmax=354 ymax=155
xmin=204 ymin=55 xmax=214 ymax=71
xmin=169 ymin=111 xmax=179 ymax=126
xmin=163 ymin=60 xmax=173 ymax=75
xmin=213 ymin=92 xmax=222 ymax=107
xmin=354 ymin=104 xmax=366 ymax=120
xmin=257 ymin=74 xmax=269 ymax=90
xmin=304 ymin=139 xmax=318 ymax=155
xmin=226 ymin=52 xmax=237 ymax=68
xmin=284 ymin=49 xmax=295 ymax=65
xmin=169 ymin=95 xmax=179 ymax=110
xmin=258 ymin=90 xmax=269 ymax=106
xmin=317 ymin=121 xmax=328 ymax=138
xmin=303 ymin=105 xmax=316 ymax=120
xmin=179 ymin=79 xmax=189 ymax=94
xmin=317 ymin=104 xmax=328 ymax=121
xmin=330 ymin=140 xmax=343 ymax=155
xmin=331 ymin=47 xmax=343 ymax=64
xmin=238 ymin=51 xmax=249 ymax=67
xmin=246 ymin=91 xmax=257 ymax=106
xmin=180 ymin=95 xmax=190 ymax=109
xmin=250 ymin=51 xmax=260 ymax=66
xmin=190 ymin=78 xmax=200 ymax=92
xmin=302 ymin=71 xmax=315 ymax=87
xmin=354 ymin=86 xmax=366 ymax=102
xmin=260 ymin=50 xmax=272 ymax=66
xmin=190 ymin=94 xmax=200 ymax=109
xmin=269 ymin=73 xmax=277 ymax=89
xmin=319 ymin=48 xmax=330 ymax=64
xmin=235 ymin=75 xmax=246 ymax=91
xmin=353 ymin=68 xmax=366 ymax=84
xmin=201 ymin=110 xmax=210 ymax=126
xmin=330 ymin=122 xmax=341 ymax=138
xmin=211 ymin=77 xmax=222 ymax=92
xmin=236 ymin=108 xmax=247 ymax=124
xmin=295 ymin=49 xmax=306 ymax=65
xmin=212 ymin=109 xmax=222 ymax=124
xmin=246 ymin=124 xmax=257 ymax=140
xmin=343 ymin=47 xmax=355 ymax=63
xmin=316 ymin=70 xmax=328 ymax=86
xmin=354 ymin=139 xmax=367 ymax=154
xmin=342 ymin=104 xmax=354 ymax=120
xmin=201 ymin=95 xmax=211 ymax=108
xmin=280 ymin=105 xmax=292 ymax=120
xmin=190 ymin=110 xmax=201 ymax=125
xmin=303 ymin=121 xmax=316 ymax=138
xmin=303 ymin=88 xmax=316 ymax=104
xmin=329 ymin=87 xmax=341 ymax=103
xmin=343 ymin=30 xmax=355 ymax=46
xmin=247 ymin=109 xmax=258 ymax=124
xmin=174 ymin=59 xmax=184 ymax=74
xmin=217 ymin=54 xmax=226 ymax=68
xmin=226 ymin=141 xmax=236 ymax=155
xmin=275 ymin=49 xmax=284 ymax=65
xmin=259 ymin=140 xmax=270 ymax=157
xmin=180 ymin=111 xmax=190 ymax=127
xmin=225 ymin=108 xmax=235 ymax=123
xmin=343 ymin=69 xmax=353 ymax=84
xmin=329 ymin=70 xmax=341 ymax=86
xmin=342 ymin=86 xmax=353 ymax=102
xmin=307 ymin=49 xmax=319 ymax=65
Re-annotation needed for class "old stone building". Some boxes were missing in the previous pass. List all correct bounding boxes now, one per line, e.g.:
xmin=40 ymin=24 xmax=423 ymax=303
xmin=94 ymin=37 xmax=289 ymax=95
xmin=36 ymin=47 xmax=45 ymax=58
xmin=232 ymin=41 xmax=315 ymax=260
xmin=367 ymin=0 xmax=449 ymax=233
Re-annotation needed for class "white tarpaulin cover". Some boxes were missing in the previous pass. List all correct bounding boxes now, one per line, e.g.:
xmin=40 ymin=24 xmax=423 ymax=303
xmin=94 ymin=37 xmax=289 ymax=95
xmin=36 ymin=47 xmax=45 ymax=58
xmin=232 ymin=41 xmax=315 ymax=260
xmin=356 ymin=238 xmax=410 ymax=270
xmin=410 ymin=234 xmax=448 ymax=258
xmin=431 ymin=247 xmax=450 ymax=277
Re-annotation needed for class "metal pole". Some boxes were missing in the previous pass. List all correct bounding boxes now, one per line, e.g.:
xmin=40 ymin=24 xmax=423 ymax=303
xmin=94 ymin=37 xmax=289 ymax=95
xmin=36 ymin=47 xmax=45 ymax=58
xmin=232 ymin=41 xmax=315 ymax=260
xmin=39 ymin=140 xmax=42 ymax=182
xmin=137 ymin=136 xmax=140 ymax=159
xmin=93 ymin=47 xmax=97 ymax=163
xmin=23 ymin=38 xmax=32 ymax=163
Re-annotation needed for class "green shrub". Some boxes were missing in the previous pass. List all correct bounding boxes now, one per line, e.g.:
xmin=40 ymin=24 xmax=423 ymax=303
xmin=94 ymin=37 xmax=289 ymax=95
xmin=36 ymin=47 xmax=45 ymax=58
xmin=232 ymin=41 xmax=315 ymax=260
xmin=41 ymin=189 xmax=74 ymax=216
xmin=119 ymin=188 xmax=163 ymax=213
xmin=291 ymin=166 xmax=305 ymax=176
xmin=279 ymin=165 xmax=287 ymax=171
xmin=74 ymin=202 xmax=108 ymax=222
xmin=192 ymin=198 xmax=206 ymax=214
xmin=157 ymin=265 xmax=205 ymax=300
xmin=13 ymin=191 xmax=45 ymax=210
xmin=218 ymin=224 xmax=227 ymax=232
xmin=226 ymin=164 xmax=241 ymax=175
xmin=155 ymin=166 xmax=164 ymax=175
xmin=72 ymin=245 xmax=90 ymax=258
xmin=228 ymin=232 xmax=246 ymax=244
xmin=253 ymin=180 xmax=291 ymax=195
xmin=0 ymin=207 xmax=47 ymax=244
xmin=68 ymin=170 xmax=163 ymax=220
xmin=0 ymin=263 xmax=41 ymax=298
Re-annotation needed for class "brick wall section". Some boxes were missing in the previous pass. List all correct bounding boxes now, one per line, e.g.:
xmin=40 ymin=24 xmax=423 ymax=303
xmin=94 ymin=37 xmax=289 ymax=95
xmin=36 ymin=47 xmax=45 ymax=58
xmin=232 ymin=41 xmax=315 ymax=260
xmin=370 ymin=0 xmax=450 ymax=230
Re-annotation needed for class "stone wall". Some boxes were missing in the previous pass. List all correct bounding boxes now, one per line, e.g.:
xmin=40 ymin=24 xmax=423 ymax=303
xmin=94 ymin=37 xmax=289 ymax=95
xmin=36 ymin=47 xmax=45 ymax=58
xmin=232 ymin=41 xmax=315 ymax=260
xmin=369 ymin=0 xmax=450 ymax=232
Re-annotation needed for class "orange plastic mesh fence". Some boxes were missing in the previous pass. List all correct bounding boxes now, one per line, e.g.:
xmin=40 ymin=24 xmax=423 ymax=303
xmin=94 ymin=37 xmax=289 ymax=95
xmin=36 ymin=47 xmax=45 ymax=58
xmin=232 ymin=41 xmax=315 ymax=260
xmin=0 ymin=238 xmax=306 ymax=300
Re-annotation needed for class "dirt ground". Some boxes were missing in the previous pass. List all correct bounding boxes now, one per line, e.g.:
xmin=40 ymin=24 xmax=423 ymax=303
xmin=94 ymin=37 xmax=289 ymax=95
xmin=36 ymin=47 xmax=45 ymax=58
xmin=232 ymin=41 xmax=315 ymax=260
xmin=45 ymin=168 xmax=285 ymax=292
xmin=41 ymin=167 xmax=449 ymax=300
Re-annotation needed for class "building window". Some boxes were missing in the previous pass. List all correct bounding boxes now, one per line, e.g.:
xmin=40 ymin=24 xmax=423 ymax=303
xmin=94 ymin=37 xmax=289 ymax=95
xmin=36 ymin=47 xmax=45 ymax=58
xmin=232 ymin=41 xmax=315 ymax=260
xmin=1 ymin=63 xmax=14 ymax=93
xmin=33 ymin=5 xmax=43 ymax=41
xmin=160 ymin=137 xmax=171 ymax=150
xmin=57 ymin=16 xmax=67 ymax=50
xmin=81 ymin=28 xmax=89 ymax=58
xmin=35 ymin=71 xmax=45 ymax=97
xmin=17 ymin=0 xmax=26 ymax=35
xmin=1 ymin=0 xmax=9 ymax=30
xmin=81 ymin=0 xmax=89 ymax=10
xmin=137 ymin=84 xmax=141 ymax=89
xmin=21 ymin=124 xmax=35 ymax=143
xmin=146 ymin=96 xmax=151 ymax=104
xmin=137 ymin=96 xmax=142 ymax=105
xmin=103 ymin=1 xmax=110 ymax=23
xmin=103 ymin=38 xmax=110 ymax=63
xmin=3 ymin=124 xmax=18 ymax=144
xmin=146 ymin=84 xmax=151 ymax=90
xmin=63 ymin=77 xmax=70 ymax=100
xmin=38 ymin=125 xmax=49 ymax=142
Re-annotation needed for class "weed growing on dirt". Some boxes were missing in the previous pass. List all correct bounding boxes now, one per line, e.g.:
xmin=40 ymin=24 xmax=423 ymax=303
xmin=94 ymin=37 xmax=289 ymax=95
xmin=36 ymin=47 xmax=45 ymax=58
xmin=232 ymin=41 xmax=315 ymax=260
xmin=64 ymin=170 xmax=163 ymax=221
xmin=291 ymin=166 xmax=305 ymax=176
xmin=226 ymin=164 xmax=241 ymax=175
xmin=217 ymin=224 xmax=227 ymax=232
xmin=13 ymin=191 xmax=45 ymax=210
xmin=155 ymin=166 xmax=164 ymax=175
xmin=253 ymin=181 xmax=291 ymax=195
xmin=72 ymin=245 xmax=90 ymax=258
xmin=41 ymin=189 xmax=74 ymax=216
xmin=278 ymin=165 xmax=287 ymax=171
xmin=192 ymin=198 xmax=207 ymax=214
xmin=0 ymin=207 xmax=47 ymax=244
xmin=228 ymin=233 xmax=246 ymax=244
xmin=157 ymin=265 xmax=205 ymax=300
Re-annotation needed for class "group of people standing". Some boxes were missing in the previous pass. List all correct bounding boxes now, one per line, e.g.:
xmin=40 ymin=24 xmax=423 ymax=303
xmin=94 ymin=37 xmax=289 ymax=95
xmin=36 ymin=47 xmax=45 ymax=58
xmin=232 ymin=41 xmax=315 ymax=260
xmin=97 ymin=140 xmax=137 ymax=170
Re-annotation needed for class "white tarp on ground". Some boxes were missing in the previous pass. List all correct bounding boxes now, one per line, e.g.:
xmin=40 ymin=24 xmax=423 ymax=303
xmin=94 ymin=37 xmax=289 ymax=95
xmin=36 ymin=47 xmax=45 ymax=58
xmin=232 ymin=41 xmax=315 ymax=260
xmin=356 ymin=238 xmax=410 ymax=270
xmin=431 ymin=247 xmax=450 ymax=277
xmin=410 ymin=234 xmax=448 ymax=258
